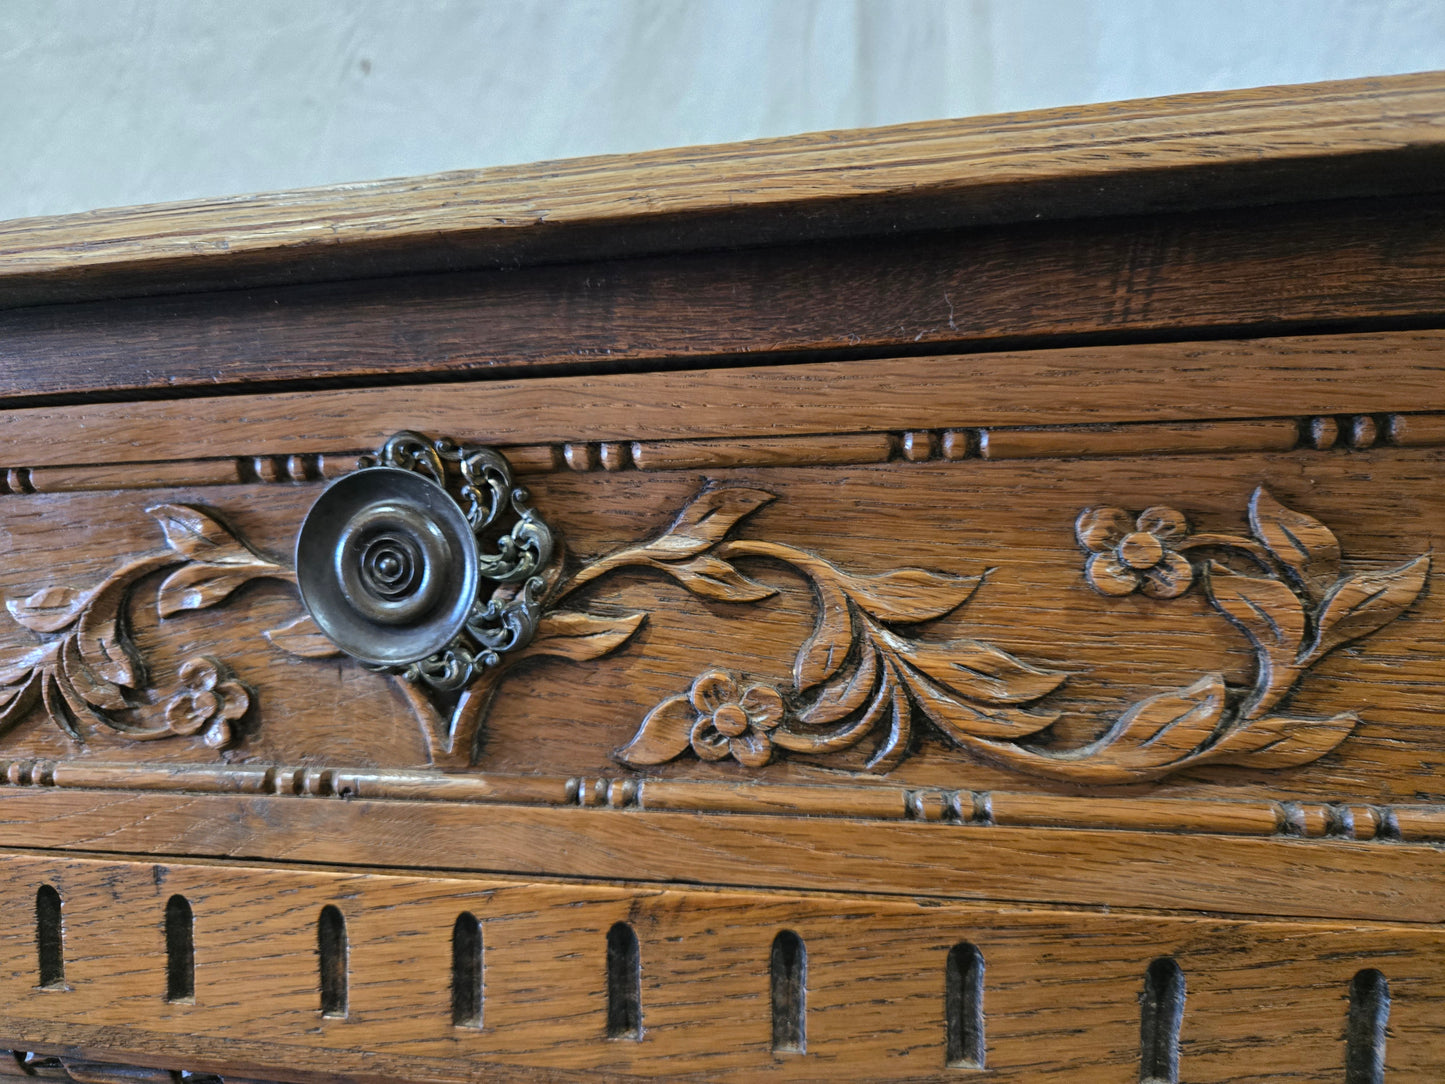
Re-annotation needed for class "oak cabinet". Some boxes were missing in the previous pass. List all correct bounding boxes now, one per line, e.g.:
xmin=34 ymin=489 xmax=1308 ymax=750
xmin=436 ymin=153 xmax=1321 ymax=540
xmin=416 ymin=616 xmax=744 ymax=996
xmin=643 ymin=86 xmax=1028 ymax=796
xmin=0 ymin=73 xmax=1442 ymax=1082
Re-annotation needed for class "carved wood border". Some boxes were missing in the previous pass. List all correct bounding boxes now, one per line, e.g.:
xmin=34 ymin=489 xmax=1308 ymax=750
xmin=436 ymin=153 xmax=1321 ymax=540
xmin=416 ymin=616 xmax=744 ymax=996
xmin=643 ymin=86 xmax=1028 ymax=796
xmin=0 ymin=760 xmax=1439 ymax=843
xmin=0 ymin=411 xmax=1440 ymax=494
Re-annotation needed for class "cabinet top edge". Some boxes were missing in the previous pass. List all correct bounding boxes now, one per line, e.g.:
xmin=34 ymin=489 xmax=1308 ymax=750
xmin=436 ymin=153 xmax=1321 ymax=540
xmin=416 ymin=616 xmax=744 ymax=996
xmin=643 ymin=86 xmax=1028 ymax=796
xmin=3 ymin=71 xmax=1445 ymax=308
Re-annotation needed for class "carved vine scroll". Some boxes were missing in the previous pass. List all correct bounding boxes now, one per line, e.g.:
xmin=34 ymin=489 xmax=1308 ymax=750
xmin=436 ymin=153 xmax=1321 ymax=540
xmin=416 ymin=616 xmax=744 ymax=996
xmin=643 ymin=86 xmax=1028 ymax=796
xmin=0 ymin=505 xmax=286 ymax=747
xmin=0 ymin=484 xmax=1426 ymax=784
xmin=599 ymin=486 xmax=1428 ymax=781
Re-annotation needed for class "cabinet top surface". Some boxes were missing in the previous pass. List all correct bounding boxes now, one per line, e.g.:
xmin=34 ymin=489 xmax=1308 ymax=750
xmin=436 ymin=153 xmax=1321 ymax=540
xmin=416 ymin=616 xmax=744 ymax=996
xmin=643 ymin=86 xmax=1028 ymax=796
xmin=2 ymin=71 xmax=1444 ymax=307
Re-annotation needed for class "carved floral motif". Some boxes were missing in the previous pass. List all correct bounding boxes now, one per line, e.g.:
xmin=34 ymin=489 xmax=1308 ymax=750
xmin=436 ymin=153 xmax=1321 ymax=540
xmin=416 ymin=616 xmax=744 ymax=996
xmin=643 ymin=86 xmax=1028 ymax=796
xmin=660 ymin=672 xmax=788 ymax=767
xmin=2 ymin=481 xmax=1427 ymax=784
xmin=603 ymin=486 xmax=1428 ymax=782
xmin=980 ymin=486 xmax=1429 ymax=783
xmin=0 ymin=505 xmax=285 ymax=746
xmin=606 ymin=490 xmax=1066 ymax=771
xmin=163 ymin=656 xmax=251 ymax=748
xmin=1078 ymin=505 xmax=1194 ymax=598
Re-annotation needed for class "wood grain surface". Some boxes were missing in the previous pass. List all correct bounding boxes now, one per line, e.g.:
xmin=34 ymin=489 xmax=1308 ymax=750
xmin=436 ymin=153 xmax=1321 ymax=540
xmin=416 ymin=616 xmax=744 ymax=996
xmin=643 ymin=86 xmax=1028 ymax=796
xmin=3 ymin=73 xmax=1445 ymax=308
xmin=5 ymin=75 xmax=1445 ymax=1082
xmin=0 ymin=851 xmax=1438 ymax=1082
xmin=4 ymin=194 xmax=1445 ymax=403
xmin=0 ymin=329 xmax=1436 ymax=941
xmin=0 ymin=791 xmax=1437 ymax=924
xmin=1 ymin=330 xmax=1443 ymax=465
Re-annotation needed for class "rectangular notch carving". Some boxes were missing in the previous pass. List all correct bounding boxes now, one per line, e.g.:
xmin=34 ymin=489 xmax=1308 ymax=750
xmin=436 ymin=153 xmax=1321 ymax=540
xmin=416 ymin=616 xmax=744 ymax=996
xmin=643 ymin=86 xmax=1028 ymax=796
xmin=451 ymin=912 xmax=483 ymax=1029
xmin=317 ymin=905 xmax=348 ymax=1019
xmin=945 ymin=941 xmax=985 ymax=1068
xmin=164 ymin=894 xmax=194 ymax=1003
xmin=1345 ymin=968 xmax=1390 ymax=1084
xmin=35 ymin=884 xmax=63 ymax=990
xmin=1140 ymin=957 xmax=1185 ymax=1084
xmin=605 ymin=921 xmax=642 ymax=1040
xmin=770 ymin=929 xmax=807 ymax=1055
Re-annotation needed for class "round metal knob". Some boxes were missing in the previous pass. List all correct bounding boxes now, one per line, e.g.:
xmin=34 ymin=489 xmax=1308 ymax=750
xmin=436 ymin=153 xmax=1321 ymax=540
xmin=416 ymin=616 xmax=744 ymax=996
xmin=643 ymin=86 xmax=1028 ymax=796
xmin=293 ymin=431 xmax=555 ymax=689
xmin=296 ymin=467 xmax=480 ymax=668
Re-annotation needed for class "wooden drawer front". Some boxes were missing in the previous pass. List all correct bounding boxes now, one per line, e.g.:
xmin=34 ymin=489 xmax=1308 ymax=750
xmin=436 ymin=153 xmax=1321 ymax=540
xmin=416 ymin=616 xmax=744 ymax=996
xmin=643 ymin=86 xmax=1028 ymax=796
xmin=0 ymin=853 xmax=1435 ymax=1083
xmin=0 ymin=332 xmax=1441 ymax=888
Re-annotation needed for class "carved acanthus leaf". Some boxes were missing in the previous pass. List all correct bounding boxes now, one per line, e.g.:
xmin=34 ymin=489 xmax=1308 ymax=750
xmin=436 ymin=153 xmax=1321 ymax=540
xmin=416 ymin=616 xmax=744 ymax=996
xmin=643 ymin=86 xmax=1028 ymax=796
xmin=148 ymin=503 xmax=269 ymax=565
xmin=1203 ymin=563 xmax=1303 ymax=719
xmin=614 ymin=694 xmax=697 ymax=766
xmin=514 ymin=611 xmax=648 ymax=664
xmin=8 ymin=585 xmax=98 ymax=634
xmin=1193 ymin=710 xmax=1360 ymax=770
xmin=644 ymin=487 xmax=777 ymax=559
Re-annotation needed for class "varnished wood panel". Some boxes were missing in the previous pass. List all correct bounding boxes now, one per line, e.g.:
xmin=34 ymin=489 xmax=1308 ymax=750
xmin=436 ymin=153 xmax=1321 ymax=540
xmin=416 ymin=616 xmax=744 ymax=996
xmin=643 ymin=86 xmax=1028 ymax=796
xmin=4 ymin=73 xmax=1445 ymax=309
xmin=0 ymin=852 xmax=1438 ymax=1082
xmin=0 ymin=792 xmax=1437 ymax=924
xmin=0 ymin=375 xmax=1439 ymax=810
xmin=4 ymin=196 xmax=1445 ymax=403
xmin=1 ymin=330 xmax=1444 ymax=465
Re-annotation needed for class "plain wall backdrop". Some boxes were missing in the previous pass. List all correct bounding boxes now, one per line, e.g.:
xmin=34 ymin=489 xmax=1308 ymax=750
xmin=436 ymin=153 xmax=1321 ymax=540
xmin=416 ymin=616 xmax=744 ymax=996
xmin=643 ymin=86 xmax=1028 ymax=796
xmin=3 ymin=0 xmax=1445 ymax=221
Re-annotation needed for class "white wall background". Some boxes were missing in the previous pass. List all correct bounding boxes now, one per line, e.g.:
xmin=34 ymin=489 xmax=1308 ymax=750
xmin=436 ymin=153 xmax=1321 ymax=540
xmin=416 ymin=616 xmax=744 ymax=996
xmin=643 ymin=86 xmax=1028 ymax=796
xmin=3 ymin=0 xmax=1445 ymax=222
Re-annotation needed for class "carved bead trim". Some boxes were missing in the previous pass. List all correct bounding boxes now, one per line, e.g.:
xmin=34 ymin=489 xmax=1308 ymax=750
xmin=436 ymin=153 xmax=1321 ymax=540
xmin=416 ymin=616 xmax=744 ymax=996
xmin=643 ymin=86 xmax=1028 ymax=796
xmin=0 ymin=411 xmax=1440 ymax=495
xmin=0 ymin=759 xmax=1436 ymax=842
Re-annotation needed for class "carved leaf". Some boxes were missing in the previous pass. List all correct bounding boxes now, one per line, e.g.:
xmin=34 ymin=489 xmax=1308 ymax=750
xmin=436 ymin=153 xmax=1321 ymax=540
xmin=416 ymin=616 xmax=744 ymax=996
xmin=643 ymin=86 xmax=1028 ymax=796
xmin=0 ymin=643 xmax=52 ymax=687
xmin=1197 ymin=711 xmax=1358 ymax=769
xmin=6 ymin=585 xmax=96 ymax=634
xmin=1248 ymin=487 xmax=1341 ymax=600
xmin=795 ymin=640 xmax=879 ymax=726
xmin=60 ymin=636 xmax=127 ymax=711
xmin=615 ymin=694 xmax=697 ymax=766
xmin=1068 ymin=674 xmax=1228 ymax=770
xmin=76 ymin=581 xmax=141 ymax=689
xmin=645 ymin=487 xmax=776 ymax=559
xmin=517 ymin=611 xmax=647 ymax=663
xmin=648 ymin=554 xmax=776 ymax=602
xmin=843 ymin=661 xmax=913 ymax=774
xmin=146 ymin=504 xmax=275 ymax=567
xmin=1306 ymin=555 xmax=1429 ymax=662
xmin=901 ymin=667 xmax=1060 ymax=740
xmin=876 ymin=626 xmax=1065 ymax=705
xmin=776 ymin=687 xmax=878 ymax=757
xmin=51 ymin=664 xmax=100 ymax=734
xmin=793 ymin=579 xmax=853 ymax=691
xmin=157 ymin=563 xmax=274 ymax=618
xmin=1203 ymin=562 xmax=1304 ymax=719
xmin=862 ymin=661 xmax=914 ymax=772
xmin=0 ymin=672 xmax=39 ymax=735
xmin=264 ymin=614 xmax=344 ymax=659
xmin=41 ymin=672 xmax=80 ymax=741
xmin=837 ymin=568 xmax=984 ymax=624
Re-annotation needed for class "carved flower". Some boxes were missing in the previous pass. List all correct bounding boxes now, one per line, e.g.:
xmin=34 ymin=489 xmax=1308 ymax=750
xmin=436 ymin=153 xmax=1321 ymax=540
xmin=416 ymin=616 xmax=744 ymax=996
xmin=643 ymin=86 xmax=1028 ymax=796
xmin=1076 ymin=506 xmax=1194 ymax=599
xmin=680 ymin=670 xmax=785 ymax=767
xmin=164 ymin=656 xmax=249 ymax=748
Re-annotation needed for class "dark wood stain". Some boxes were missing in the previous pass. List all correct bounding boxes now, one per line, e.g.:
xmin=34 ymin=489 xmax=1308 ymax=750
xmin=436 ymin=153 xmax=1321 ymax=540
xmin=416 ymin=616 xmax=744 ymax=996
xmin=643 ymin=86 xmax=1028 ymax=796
xmin=1 ymin=196 xmax=1444 ymax=406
